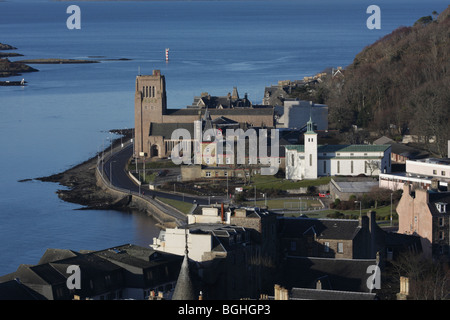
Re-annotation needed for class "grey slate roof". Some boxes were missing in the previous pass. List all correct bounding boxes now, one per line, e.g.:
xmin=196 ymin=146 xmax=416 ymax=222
xmin=166 ymin=107 xmax=273 ymax=117
xmin=149 ymin=122 xmax=195 ymax=138
xmin=289 ymin=287 xmax=377 ymax=300
xmin=428 ymin=191 xmax=450 ymax=216
xmin=0 ymin=279 xmax=44 ymax=300
xmin=172 ymin=254 xmax=196 ymax=300
xmin=285 ymin=144 xmax=390 ymax=153
xmin=279 ymin=217 xmax=362 ymax=240
xmin=37 ymin=248 xmax=80 ymax=265
xmin=280 ymin=256 xmax=377 ymax=293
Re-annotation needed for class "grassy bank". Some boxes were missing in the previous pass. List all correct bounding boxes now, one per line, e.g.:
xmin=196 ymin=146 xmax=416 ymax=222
xmin=156 ymin=197 xmax=194 ymax=215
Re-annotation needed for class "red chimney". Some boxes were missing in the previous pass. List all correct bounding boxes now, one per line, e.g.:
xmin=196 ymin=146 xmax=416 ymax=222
xmin=221 ymin=203 xmax=224 ymax=221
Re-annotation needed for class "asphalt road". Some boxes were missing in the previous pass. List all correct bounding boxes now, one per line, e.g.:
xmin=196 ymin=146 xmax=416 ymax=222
xmin=102 ymin=144 xmax=214 ymax=206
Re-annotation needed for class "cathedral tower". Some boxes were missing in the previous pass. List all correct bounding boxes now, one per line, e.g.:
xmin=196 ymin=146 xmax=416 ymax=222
xmin=134 ymin=70 xmax=167 ymax=157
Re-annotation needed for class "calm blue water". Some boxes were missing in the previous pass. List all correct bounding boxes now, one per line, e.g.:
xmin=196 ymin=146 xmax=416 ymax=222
xmin=0 ymin=0 xmax=447 ymax=275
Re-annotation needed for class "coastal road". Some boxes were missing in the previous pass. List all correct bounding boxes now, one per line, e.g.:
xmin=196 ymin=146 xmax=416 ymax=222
xmin=102 ymin=144 xmax=214 ymax=206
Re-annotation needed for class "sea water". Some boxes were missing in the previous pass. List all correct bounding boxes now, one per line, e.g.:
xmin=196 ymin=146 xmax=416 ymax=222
xmin=0 ymin=0 xmax=447 ymax=275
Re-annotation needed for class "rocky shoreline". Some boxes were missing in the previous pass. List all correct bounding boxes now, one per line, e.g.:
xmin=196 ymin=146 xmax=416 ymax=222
xmin=0 ymin=42 xmax=131 ymax=84
xmin=29 ymin=130 xmax=136 ymax=212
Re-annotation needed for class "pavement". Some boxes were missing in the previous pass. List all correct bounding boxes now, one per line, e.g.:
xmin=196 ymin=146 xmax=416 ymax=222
xmin=101 ymin=143 xmax=219 ymax=207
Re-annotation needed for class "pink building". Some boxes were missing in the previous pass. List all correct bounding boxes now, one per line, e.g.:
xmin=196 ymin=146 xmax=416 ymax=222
xmin=396 ymin=183 xmax=450 ymax=259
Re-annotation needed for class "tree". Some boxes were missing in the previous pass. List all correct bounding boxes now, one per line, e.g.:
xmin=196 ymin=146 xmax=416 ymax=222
xmin=391 ymin=251 xmax=450 ymax=300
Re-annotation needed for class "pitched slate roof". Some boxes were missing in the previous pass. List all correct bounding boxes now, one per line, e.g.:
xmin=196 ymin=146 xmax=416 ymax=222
xmin=279 ymin=217 xmax=361 ymax=240
xmin=289 ymin=287 xmax=377 ymax=300
xmin=37 ymin=248 xmax=80 ymax=265
xmin=280 ymin=256 xmax=377 ymax=293
xmin=0 ymin=279 xmax=44 ymax=300
xmin=149 ymin=122 xmax=195 ymax=138
xmin=428 ymin=191 xmax=450 ymax=216
xmin=166 ymin=107 xmax=274 ymax=117
xmin=286 ymin=144 xmax=390 ymax=153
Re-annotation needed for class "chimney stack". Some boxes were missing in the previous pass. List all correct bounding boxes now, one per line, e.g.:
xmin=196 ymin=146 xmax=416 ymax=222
xmin=431 ymin=178 xmax=439 ymax=192
xmin=396 ymin=276 xmax=409 ymax=300
xmin=316 ymin=280 xmax=322 ymax=290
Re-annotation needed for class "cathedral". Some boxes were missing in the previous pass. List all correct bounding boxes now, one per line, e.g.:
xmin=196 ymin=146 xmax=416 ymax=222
xmin=134 ymin=70 xmax=275 ymax=159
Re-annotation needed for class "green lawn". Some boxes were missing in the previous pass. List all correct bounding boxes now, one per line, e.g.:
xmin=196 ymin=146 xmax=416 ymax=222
xmin=156 ymin=197 xmax=194 ymax=215
xmin=243 ymin=198 xmax=323 ymax=210
xmin=246 ymin=175 xmax=331 ymax=191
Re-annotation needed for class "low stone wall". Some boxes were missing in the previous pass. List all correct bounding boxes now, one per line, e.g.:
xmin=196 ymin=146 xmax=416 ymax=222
xmin=95 ymin=168 xmax=181 ymax=228
xmin=286 ymin=184 xmax=329 ymax=194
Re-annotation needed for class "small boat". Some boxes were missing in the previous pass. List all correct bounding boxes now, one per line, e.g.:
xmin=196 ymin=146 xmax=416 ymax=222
xmin=0 ymin=78 xmax=27 ymax=86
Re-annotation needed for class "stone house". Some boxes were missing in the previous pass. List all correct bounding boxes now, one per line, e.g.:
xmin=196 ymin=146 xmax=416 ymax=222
xmin=0 ymin=244 xmax=183 ymax=300
xmin=397 ymin=183 xmax=450 ymax=259
xmin=278 ymin=211 xmax=384 ymax=260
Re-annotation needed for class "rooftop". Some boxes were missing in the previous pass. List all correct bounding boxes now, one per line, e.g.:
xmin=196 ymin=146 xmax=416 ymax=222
xmin=285 ymin=144 xmax=390 ymax=153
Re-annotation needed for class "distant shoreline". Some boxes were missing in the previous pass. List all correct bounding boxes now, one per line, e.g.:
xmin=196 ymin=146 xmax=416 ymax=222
xmin=16 ymin=58 xmax=99 ymax=64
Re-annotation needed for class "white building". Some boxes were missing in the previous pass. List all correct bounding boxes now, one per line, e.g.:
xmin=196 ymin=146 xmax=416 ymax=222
xmin=379 ymin=158 xmax=450 ymax=191
xmin=285 ymin=118 xmax=391 ymax=180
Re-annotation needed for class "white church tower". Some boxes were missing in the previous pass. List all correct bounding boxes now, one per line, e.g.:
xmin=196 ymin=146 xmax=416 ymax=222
xmin=304 ymin=117 xmax=318 ymax=179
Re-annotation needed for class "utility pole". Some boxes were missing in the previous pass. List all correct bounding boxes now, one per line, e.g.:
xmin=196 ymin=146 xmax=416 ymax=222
xmin=355 ymin=200 xmax=362 ymax=219
xmin=390 ymin=192 xmax=393 ymax=227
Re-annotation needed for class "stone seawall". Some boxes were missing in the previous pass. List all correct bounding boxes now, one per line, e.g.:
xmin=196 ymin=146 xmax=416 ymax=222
xmin=95 ymin=168 xmax=180 ymax=229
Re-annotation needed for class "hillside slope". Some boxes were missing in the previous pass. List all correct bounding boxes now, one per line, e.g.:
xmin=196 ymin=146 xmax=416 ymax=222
xmin=324 ymin=6 xmax=450 ymax=156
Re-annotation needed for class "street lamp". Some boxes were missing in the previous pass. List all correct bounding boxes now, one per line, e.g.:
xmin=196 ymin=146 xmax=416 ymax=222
xmin=110 ymin=161 xmax=116 ymax=187
xmin=354 ymin=200 xmax=362 ymax=218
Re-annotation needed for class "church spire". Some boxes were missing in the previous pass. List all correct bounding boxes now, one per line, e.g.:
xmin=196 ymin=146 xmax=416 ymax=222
xmin=306 ymin=116 xmax=315 ymax=133
xmin=172 ymin=228 xmax=196 ymax=300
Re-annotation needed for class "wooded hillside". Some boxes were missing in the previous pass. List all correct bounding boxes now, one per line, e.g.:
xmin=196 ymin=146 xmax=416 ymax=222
xmin=321 ymin=6 xmax=450 ymax=157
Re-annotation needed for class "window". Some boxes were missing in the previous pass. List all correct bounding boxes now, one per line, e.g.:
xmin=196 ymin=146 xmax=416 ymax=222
xmin=351 ymin=161 xmax=354 ymax=174
xmin=337 ymin=161 xmax=340 ymax=174
xmin=439 ymin=231 xmax=444 ymax=241
xmin=337 ymin=242 xmax=344 ymax=253
xmin=439 ymin=217 xmax=444 ymax=227
xmin=290 ymin=241 xmax=297 ymax=251
xmin=205 ymin=171 xmax=211 ymax=177
xmin=323 ymin=161 xmax=326 ymax=173
xmin=442 ymin=171 xmax=446 ymax=176
xmin=436 ymin=203 xmax=447 ymax=213
xmin=433 ymin=170 xmax=437 ymax=175
xmin=324 ymin=242 xmax=330 ymax=253
xmin=309 ymin=154 xmax=312 ymax=166
xmin=291 ymin=154 xmax=294 ymax=166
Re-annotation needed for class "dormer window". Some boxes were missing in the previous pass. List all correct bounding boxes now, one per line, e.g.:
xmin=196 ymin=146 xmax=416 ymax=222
xmin=436 ymin=202 xmax=447 ymax=214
